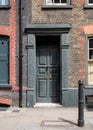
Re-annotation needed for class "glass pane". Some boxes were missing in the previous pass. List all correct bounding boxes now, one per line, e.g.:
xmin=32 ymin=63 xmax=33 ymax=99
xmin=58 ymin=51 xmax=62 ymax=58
xmin=5 ymin=0 xmax=9 ymax=5
xmin=61 ymin=0 xmax=66 ymax=3
xmin=54 ymin=0 xmax=60 ymax=3
xmin=89 ymin=39 xmax=93 ymax=48
xmin=89 ymin=0 xmax=93 ymax=3
xmin=89 ymin=50 xmax=93 ymax=59
xmin=0 ymin=0 xmax=9 ymax=5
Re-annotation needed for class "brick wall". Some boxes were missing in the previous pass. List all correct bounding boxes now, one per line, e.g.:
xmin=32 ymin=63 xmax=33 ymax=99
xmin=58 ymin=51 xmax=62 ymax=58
xmin=25 ymin=0 xmax=93 ymax=87
xmin=0 ymin=0 xmax=17 ymax=106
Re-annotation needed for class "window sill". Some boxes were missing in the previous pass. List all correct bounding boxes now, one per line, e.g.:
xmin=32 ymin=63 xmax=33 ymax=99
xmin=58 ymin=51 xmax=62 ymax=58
xmin=83 ymin=5 xmax=93 ymax=9
xmin=42 ymin=5 xmax=73 ymax=9
xmin=85 ymin=86 xmax=93 ymax=89
xmin=0 ymin=84 xmax=12 ymax=88
xmin=0 ymin=5 xmax=11 ymax=9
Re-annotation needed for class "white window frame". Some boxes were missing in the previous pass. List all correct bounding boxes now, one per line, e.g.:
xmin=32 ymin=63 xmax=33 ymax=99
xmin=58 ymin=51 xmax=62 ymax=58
xmin=87 ymin=0 xmax=93 ymax=5
xmin=0 ymin=0 xmax=9 ymax=6
xmin=88 ymin=38 xmax=93 ymax=85
xmin=46 ymin=0 xmax=67 ymax=5
xmin=44 ymin=0 xmax=71 ymax=6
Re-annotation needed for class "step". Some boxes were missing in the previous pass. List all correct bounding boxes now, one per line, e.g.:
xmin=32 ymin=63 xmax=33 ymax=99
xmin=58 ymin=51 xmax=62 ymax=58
xmin=34 ymin=103 xmax=62 ymax=108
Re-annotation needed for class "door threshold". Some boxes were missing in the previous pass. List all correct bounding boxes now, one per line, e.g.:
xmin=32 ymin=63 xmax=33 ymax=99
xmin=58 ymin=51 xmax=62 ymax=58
xmin=34 ymin=103 xmax=62 ymax=108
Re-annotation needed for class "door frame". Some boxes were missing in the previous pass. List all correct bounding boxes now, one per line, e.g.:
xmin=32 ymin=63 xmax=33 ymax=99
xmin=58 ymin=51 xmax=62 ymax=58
xmin=26 ymin=24 xmax=71 ymax=107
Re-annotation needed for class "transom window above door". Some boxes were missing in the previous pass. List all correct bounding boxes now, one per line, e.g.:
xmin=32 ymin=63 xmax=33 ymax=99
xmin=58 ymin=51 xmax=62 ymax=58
xmin=0 ymin=0 xmax=9 ymax=6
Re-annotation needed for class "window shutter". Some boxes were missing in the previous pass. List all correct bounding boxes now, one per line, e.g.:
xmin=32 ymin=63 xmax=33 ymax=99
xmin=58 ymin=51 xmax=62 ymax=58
xmin=0 ymin=37 xmax=9 ymax=84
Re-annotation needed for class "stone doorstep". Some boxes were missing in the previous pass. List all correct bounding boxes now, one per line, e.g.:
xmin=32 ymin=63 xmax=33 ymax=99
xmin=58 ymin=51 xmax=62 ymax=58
xmin=34 ymin=103 xmax=62 ymax=108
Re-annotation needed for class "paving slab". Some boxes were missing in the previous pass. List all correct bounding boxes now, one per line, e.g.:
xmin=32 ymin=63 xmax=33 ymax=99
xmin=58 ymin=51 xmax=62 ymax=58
xmin=0 ymin=107 xmax=92 ymax=130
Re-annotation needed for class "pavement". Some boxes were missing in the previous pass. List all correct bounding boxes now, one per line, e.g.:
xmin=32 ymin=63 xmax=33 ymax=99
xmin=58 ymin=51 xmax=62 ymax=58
xmin=0 ymin=106 xmax=93 ymax=130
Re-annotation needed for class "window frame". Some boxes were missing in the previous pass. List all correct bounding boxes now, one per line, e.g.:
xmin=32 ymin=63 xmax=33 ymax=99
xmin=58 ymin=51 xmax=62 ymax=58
xmin=86 ymin=35 xmax=93 ymax=87
xmin=88 ymin=0 xmax=93 ymax=5
xmin=84 ymin=0 xmax=93 ymax=9
xmin=0 ymin=0 xmax=10 ymax=9
xmin=42 ymin=0 xmax=73 ymax=9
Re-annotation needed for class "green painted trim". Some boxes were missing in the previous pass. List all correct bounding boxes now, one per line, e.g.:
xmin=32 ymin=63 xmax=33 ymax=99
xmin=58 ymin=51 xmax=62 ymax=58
xmin=85 ymin=87 xmax=93 ymax=95
xmin=0 ymin=5 xmax=10 ymax=9
xmin=26 ymin=90 xmax=35 ymax=107
xmin=0 ymin=84 xmax=12 ymax=88
xmin=62 ymin=88 xmax=78 ymax=106
xmin=25 ymin=24 xmax=72 ymax=34
xmin=27 ymin=34 xmax=36 ymax=107
xmin=26 ymin=25 xmax=71 ymax=107
xmin=26 ymin=24 xmax=72 ymax=29
xmin=60 ymin=34 xmax=69 ymax=90
xmin=61 ymin=87 xmax=93 ymax=107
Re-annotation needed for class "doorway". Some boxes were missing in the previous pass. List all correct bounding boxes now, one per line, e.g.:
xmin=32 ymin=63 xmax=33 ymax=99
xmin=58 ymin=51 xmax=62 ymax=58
xmin=36 ymin=36 xmax=60 ymax=103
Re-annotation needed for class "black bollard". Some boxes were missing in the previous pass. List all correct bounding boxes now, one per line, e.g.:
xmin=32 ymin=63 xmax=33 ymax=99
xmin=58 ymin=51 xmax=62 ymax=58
xmin=78 ymin=80 xmax=84 ymax=127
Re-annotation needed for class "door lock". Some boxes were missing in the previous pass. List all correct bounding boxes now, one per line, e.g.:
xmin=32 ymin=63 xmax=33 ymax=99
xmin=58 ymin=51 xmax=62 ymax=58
xmin=45 ymin=74 xmax=52 ymax=79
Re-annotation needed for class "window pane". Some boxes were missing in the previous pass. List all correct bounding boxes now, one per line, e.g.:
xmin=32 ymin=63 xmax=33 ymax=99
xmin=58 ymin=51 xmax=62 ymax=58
xmin=54 ymin=0 xmax=66 ymax=3
xmin=0 ymin=0 xmax=9 ymax=5
xmin=5 ymin=0 xmax=9 ymax=5
xmin=89 ymin=39 xmax=93 ymax=48
xmin=89 ymin=50 xmax=93 ymax=59
xmin=54 ymin=0 xmax=60 ymax=3
xmin=89 ymin=0 xmax=93 ymax=3
xmin=61 ymin=0 xmax=66 ymax=3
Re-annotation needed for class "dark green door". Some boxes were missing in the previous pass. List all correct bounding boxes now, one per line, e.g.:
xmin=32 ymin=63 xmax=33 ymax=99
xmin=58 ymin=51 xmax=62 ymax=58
xmin=36 ymin=46 xmax=60 ymax=103
xmin=0 ymin=37 xmax=9 ymax=84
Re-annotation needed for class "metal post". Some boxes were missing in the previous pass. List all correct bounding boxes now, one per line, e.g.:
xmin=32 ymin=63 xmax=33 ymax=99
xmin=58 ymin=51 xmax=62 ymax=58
xmin=19 ymin=0 xmax=23 ymax=107
xmin=78 ymin=80 xmax=84 ymax=127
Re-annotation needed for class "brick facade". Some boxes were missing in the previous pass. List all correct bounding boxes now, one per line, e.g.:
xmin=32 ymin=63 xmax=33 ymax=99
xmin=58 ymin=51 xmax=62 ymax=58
xmin=0 ymin=0 xmax=93 ymax=107
xmin=22 ymin=0 xmax=93 ymax=106
xmin=22 ymin=0 xmax=93 ymax=87
xmin=0 ymin=0 xmax=19 ymax=106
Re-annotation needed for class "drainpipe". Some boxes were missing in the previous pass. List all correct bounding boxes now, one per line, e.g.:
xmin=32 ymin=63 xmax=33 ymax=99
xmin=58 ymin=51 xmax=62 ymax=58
xmin=19 ymin=0 xmax=23 ymax=107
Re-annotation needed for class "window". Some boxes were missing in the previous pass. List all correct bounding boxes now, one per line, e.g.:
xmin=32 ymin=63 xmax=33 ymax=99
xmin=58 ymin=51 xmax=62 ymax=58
xmin=88 ymin=38 xmax=93 ymax=84
xmin=46 ymin=0 xmax=67 ymax=5
xmin=84 ymin=0 xmax=93 ymax=8
xmin=88 ymin=0 xmax=93 ymax=5
xmin=43 ymin=0 xmax=72 ymax=8
xmin=0 ymin=36 xmax=9 ymax=84
xmin=0 ymin=0 xmax=9 ymax=6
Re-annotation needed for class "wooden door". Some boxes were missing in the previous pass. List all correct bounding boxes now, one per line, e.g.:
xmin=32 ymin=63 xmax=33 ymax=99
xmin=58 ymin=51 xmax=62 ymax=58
xmin=36 ymin=46 xmax=60 ymax=103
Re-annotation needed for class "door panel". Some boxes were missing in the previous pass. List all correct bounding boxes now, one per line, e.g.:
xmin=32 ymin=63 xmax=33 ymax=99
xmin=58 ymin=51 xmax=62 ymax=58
xmin=38 ymin=79 xmax=47 ymax=97
xmin=39 ymin=49 xmax=47 ymax=65
xmin=49 ymin=49 xmax=58 ymax=65
xmin=49 ymin=80 xmax=57 ymax=97
xmin=36 ymin=46 xmax=60 ymax=103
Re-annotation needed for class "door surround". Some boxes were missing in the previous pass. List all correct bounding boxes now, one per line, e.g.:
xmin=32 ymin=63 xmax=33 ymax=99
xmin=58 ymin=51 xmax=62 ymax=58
xmin=25 ymin=24 xmax=71 ymax=107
